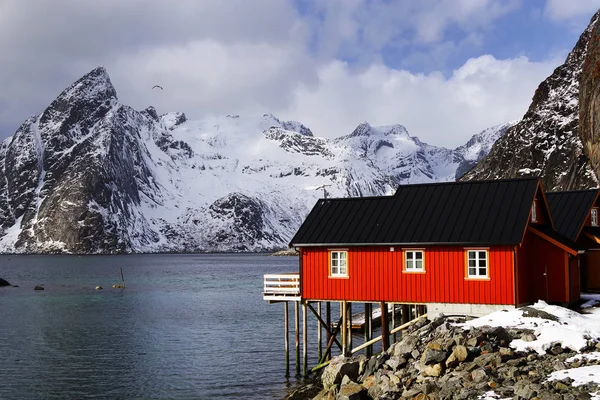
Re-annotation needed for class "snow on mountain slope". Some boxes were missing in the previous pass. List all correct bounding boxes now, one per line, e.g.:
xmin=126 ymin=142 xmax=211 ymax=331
xmin=0 ymin=67 xmax=512 ymax=253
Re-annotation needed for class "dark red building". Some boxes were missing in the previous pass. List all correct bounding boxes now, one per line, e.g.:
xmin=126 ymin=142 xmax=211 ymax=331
xmin=290 ymin=178 xmax=581 ymax=318
xmin=547 ymin=189 xmax=600 ymax=291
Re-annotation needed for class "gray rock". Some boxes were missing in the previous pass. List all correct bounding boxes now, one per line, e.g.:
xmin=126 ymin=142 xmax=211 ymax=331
xmin=394 ymin=335 xmax=419 ymax=357
xmin=420 ymin=349 xmax=447 ymax=365
xmin=34 ymin=285 xmax=44 ymax=290
xmin=482 ymin=326 xmax=512 ymax=347
xmin=313 ymin=387 xmax=336 ymax=400
xmin=521 ymin=332 xmax=537 ymax=342
xmin=474 ymin=352 xmax=501 ymax=368
xmin=322 ymin=357 xmax=361 ymax=389
xmin=521 ymin=306 xmax=560 ymax=322
xmin=470 ymin=368 xmax=487 ymax=383
xmin=515 ymin=382 xmax=539 ymax=399
xmin=337 ymin=380 xmax=367 ymax=400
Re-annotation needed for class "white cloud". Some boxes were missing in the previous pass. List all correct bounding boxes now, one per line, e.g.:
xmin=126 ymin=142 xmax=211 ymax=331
xmin=0 ymin=0 xmax=574 ymax=150
xmin=280 ymin=54 xmax=560 ymax=148
xmin=108 ymin=40 xmax=317 ymax=118
xmin=544 ymin=0 xmax=600 ymax=21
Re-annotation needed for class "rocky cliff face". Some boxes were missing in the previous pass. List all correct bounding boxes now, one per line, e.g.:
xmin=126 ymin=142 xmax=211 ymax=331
xmin=0 ymin=68 xmax=510 ymax=253
xmin=580 ymin=12 xmax=600 ymax=181
xmin=461 ymin=11 xmax=600 ymax=191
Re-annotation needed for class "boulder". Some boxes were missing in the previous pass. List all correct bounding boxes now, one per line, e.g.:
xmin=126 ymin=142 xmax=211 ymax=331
xmin=337 ymin=379 xmax=367 ymax=400
xmin=446 ymin=345 xmax=469 ymax=367
xmin=393 ymin=335 xmax=419 ymax=357
xmin=422 ymin=363 xmax=443 ymax=377
xmin=34 ymin=285 xmax=44 ymax=290
xmin=420 ymin=349 xmax=447 ymax=365
xmin=0 ymin=278 xmax=11 ymax=287
xmin=322 ymin=357 xmax=361 ymax=389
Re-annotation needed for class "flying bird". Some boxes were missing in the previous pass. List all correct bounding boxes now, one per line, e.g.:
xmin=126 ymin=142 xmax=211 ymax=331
xmin=152 ymin=85 xmax=163 ymax=90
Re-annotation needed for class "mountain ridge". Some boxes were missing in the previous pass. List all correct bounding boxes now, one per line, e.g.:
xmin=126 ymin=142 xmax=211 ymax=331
xmin=0 ymin=67 xmax=512 ymax=253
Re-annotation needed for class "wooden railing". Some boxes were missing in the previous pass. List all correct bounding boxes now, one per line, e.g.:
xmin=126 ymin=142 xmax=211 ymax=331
xmin=263 ymin=273 xmax=300 ymax=301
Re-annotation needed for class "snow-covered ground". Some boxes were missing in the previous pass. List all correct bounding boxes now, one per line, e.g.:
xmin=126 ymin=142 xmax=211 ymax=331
xmin=456 ymin=296 xmax=600 ymax=400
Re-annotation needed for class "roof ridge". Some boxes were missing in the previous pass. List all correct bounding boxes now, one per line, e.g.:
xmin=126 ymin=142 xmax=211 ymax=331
xmin=318 ymin=195 xmax=394 ymax=202
xmin=393 ymin=177 xmax=539 ymax=192
xmin=546 ymin=189 xmax=600 ymax=195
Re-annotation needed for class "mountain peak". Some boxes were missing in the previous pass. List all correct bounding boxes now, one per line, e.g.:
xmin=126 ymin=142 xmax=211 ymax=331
xmin=39 ymin=66 xmax=118 ymax=128
xmin=58 ymin=66 xmax=117 ymax=103
xmin=376 ymin=124 xmax=410 ymax=137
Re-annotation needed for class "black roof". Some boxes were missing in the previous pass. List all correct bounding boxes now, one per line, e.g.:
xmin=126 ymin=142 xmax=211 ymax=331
xmin=291 ymin=177 xmax=541 ymax=247
xmin=546 ymin=189 xmax=599 ymax=241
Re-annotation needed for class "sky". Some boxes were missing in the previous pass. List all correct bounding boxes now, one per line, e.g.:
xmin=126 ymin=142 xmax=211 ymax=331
xmin=1 ymin=0 xmax=600 ymax=148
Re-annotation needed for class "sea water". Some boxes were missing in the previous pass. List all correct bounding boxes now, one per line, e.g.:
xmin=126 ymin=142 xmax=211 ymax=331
xmin=0 ymin=253 xmax=314 ymax=399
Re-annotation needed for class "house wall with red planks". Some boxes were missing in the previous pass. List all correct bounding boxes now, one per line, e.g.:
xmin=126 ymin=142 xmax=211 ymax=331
xmin=300 ymin=246 xmax=515 ymax=304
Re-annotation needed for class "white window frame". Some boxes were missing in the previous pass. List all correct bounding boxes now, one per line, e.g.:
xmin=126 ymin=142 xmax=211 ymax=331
xmin=592 ymin=208 xmax=599 ymax=227
xmin=330 ymin=250 xmax=348 ymax=277
xmin=467 ymin=249 xmax=488 ymax=279
xmin=404 ymin=250 xmax=425 ymax=272
xmin=531 ymin=199 xmax=537 ymax=223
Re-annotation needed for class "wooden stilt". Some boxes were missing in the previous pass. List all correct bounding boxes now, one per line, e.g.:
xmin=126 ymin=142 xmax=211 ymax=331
xmin=284 ymin=302 xmax=290 ymax=377
xmin=348 ymin=303 xmax=353 ymax=355
xmin=364 ymin=303 xmax=372 ymax=357
xmin=314 ymin=314 xmax=343 ymax=369
xmin=391 ymin=303 xmax=397 ymax=343
xmin=326 ymin=302 xmax=331 ymax=360
xmin=302 ymin=302 xmax=308 ymax=378
xmin=295 ymin=301 xmax=300 ymax=376
xmin=380 ymin=301 xmax=389 ymax=352
xmin=306 ymin=303 xmax=343 ymax=350
xmin=317 ymin=302 xmax=322 ymax=360
xmin=402 ymin=304 xmax=409 ymax=324
xmin=341 ymin=301 xmax=347 ymax=356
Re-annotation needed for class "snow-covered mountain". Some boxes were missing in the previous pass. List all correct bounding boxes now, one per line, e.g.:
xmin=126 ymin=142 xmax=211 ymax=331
xmin=0 ymin=67 xmax=511 ymax=253
xmin=461 ymin=10 xmax=600 ymax=190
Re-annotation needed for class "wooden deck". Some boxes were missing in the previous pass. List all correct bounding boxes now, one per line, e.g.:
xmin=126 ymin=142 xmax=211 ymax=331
xmin=262 ymin=273 xmax=300 ymax=302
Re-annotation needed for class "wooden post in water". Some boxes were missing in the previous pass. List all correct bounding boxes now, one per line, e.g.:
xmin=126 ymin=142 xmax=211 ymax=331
xmin=341 ymin=301 xmax=347 ymax=356
xmin=317 ymin=302 xmax=322 ymax=360
xmin=364 ymin=303 xmax=372 ymax=357
xmin=401 ymin=304 xmax=409 ymax=324
xmin=302 ymin=302 xmax=308 ymax=378
xmin=120 ymin=267 xmax=125 ymax=288
xmin=326 ymin=302 xmax=331 ymax=361
xmin=295 ymin=301 xmax=300 ymax=376
xmin=284 ymin=302 xmax=290 ymax=377
xmin=380 ymin=302 xmax=389 ymax=352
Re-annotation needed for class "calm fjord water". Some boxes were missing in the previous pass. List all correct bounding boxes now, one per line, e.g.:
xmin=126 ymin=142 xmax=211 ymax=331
xmin=0 ymin=254 xmax=307 ymax=399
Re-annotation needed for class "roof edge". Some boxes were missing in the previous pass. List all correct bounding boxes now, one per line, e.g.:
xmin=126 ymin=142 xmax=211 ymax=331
xmin=291 ymin=241 xmax=520 ymax=248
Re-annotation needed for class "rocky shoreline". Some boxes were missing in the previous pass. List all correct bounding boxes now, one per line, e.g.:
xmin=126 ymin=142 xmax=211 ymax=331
xmin=296 ymin=307 xmax=600 ymax=400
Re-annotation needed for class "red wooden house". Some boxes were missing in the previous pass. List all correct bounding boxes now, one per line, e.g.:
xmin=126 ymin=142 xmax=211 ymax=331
xmin=290 ymin=177 xmax=581 ymax=318
xmin=547 ymin=189 xmax=600 ymax=291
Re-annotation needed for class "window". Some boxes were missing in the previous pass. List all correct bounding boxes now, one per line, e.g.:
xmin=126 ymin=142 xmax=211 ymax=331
xmin=531 ymin=200 xmax=537 ymax=223
xmin=592 ymin=208 xmax=599 ymax=227
xmin=405 ymin=250 xmax=424 ymax=272
xmin=330 ymin=251 xmax=348 ymax=277
xmin=467 ymin=250 xmax=488 ymax=278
